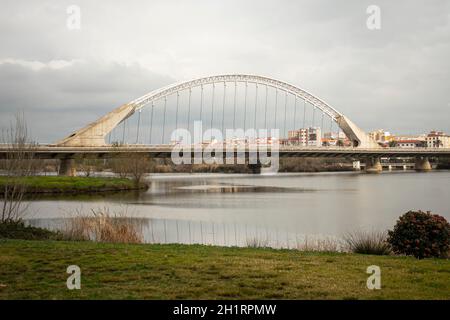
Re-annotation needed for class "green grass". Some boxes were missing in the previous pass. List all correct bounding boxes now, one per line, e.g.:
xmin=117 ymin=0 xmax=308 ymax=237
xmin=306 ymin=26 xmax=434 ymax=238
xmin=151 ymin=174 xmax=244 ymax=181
xmin=0 ymin=176 xmax=147 ymax=194
xmin=0 ymin=240 xmax=449 ymax=299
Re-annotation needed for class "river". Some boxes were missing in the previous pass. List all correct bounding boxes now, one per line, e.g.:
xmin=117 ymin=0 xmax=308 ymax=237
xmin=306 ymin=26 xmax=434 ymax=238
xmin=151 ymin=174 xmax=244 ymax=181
xmin=25 ymin=170 xmax=450 ymax=248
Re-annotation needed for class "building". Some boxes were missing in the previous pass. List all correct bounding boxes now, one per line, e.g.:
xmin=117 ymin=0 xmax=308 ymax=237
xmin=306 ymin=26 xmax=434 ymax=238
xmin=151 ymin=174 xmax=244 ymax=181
xmin=369 ymin=129 xmax=393 ymax=143
xmin=396 ymin=140 xmax=426 ymax=148
xmin=323 ymin=131 xmax=346 ymax=140
xmin=426 ymin=131 xmax=450 ymax=148
xmin=288 ymin=128 xmax=308 ymax=145
xmin=392 ymin=134 xmax=426 ymax=148
xmin=307 ymin=127 xmax=321 ymax=147
xmin=322 ymin=131 xmax=351 ymax=147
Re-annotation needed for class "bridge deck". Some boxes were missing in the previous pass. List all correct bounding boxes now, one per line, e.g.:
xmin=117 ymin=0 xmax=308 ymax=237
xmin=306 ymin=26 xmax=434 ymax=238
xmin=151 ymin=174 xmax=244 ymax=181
xmin=0 ymin=145 xmax=449 ymax=159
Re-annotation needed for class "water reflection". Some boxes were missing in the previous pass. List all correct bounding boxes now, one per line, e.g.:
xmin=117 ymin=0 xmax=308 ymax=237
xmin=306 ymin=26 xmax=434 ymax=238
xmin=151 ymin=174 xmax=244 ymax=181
xmin=26 ymin=217 xmax=342 ymax=250
xmin=23 ymin=171 xmax=450 ymax=243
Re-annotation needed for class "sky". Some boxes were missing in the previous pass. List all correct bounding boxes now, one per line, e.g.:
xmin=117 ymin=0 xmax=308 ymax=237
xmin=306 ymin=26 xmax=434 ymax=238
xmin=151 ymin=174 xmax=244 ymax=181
xmin=0 ymin=0 xmax=449 ymax=143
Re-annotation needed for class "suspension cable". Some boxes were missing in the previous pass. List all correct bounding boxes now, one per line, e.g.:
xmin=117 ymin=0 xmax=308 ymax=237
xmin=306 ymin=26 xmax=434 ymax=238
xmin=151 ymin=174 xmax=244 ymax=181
xmin=321 ymin=112 xmax=325 ymax=140
xmin=187 ymin=88 xmax=192 ymax=133
xmin=136 ymin=109 xmax=141 ymax=144
xmin=264 ymin=85 xmax=268 ymax=130
xmin=329 ymin=116 xmax=333 ymax=139
xmin=244 ymin=81 xmax=248 ymax=131
xmin=210 ymin=83 xmax=215 ymax=140
xmin=337 ymin=117 xmax=342 ymax=146
xmin=222 ymin=82 xmax=226 ymax=135
xmin=312 ymin=106 xmax=316 ymax=128
xmin=254 ymin=84 xmax=258 ymax=130
xmin=233 ymin=81 xmax=237 ymax=130
xmin=302 ymin=99 xmax=306 ymax=129
xmin=162 ymin=97 xmax=167 ymax=144
xmin=175 ymin=91 xmax=179 ymax=130
xmin=274 ymin=89 xmax=278 ymax=130
xmin=293 ymin=96 xmax=297 ymax=130
xmin=149 ymin=102 xmax=154 ymax=145
xmin=126 ymin=117 xmax=130 ymax=144
xmin=283 ymin=91 xmax=287 ymax=138
xmin=122 ymin=119 xmax=126 ymax=144
xmin=200 ymin=84 xmax=204 ymax=124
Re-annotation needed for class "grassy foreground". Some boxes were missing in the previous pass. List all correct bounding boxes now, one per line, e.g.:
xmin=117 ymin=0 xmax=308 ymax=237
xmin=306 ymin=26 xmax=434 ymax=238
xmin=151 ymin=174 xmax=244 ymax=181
xmin=0 ymin=240 xmax=449 ymax=299
xmin=0 ymin=176 xmax=147 ymax=194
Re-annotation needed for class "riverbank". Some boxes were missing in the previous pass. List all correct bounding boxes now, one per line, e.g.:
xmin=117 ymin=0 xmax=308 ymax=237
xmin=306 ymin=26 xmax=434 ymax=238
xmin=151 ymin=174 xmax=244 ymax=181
xmin=149 ymin=157 xmax=355 ymax=173
xmin=0 ymin=240 xmax=448 ymax=299
xmin=0 ymin=176 xmax=148 ymax=195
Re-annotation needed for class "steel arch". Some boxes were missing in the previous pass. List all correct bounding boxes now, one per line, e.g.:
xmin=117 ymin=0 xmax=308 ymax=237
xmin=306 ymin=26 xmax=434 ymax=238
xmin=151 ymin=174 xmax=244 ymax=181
xmin=56 ymin=74 xmax=378 ymax=148
xmin=130 ymin=74 xmax=341 ymax=120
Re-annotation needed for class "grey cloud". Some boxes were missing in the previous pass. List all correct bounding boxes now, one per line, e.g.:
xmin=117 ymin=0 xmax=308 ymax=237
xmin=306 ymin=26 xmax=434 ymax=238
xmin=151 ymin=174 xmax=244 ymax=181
xmin=0 ymin=60 xmax=174 ymax=143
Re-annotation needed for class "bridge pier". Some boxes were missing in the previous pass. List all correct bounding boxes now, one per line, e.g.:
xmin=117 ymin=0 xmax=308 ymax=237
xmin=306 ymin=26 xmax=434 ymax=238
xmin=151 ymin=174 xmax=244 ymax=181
xmin=414 ymin=157 xmax=432 ymax=172
xmin=365 ymin=157 xmax=382 ymax=174
xmin=59 ymin=158 xmax=76 ymax=176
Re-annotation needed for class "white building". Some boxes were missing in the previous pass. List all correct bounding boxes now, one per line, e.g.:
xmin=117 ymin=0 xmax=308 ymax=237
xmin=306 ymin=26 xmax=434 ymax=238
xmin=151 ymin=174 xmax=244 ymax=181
xmin=307 ymin=127 xmax=321 ymax=147
xmin=396 ymin=140 xmax=425 ymax=148
xmin=287 ymin=127 xmax=321 ymax=146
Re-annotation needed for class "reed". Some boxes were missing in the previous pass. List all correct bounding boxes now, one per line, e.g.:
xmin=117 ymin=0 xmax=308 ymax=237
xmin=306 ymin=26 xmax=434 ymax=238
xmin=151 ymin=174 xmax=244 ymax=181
xmin=63 ymin=208 xmax=143 ymax=244
xmin=343 ymin=231 xmax=392 ymax=255
xmin=246 ymin=237 xmax=270 ymax=248
xmin=295 ymin=235 xmax=343 ymax=252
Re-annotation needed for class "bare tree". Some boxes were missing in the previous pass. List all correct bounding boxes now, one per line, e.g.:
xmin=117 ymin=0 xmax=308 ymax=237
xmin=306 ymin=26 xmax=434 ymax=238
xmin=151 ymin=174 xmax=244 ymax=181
xmin=1 ymin=113 xmax=36 ymax=222
xmin=127 ymin=153 xmax=154 ymax=187
xmin=110 ymin=154 xmax=130 ymax=179
xmin=76 ymin=155 xmax=104 ymax=177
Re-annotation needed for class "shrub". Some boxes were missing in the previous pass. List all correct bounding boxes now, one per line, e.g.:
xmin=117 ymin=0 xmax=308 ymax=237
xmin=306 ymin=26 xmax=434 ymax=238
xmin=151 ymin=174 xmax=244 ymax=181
xmin=343 ymin=231 xmax=392 ymax=255
xmin=387 ymin=210 xmax=450 ymax=259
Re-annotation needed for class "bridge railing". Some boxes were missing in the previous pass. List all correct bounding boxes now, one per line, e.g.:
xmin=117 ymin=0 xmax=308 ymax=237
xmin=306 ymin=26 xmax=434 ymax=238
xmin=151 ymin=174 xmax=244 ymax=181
xmin=40 ymin=144 xmax=450 ymax=151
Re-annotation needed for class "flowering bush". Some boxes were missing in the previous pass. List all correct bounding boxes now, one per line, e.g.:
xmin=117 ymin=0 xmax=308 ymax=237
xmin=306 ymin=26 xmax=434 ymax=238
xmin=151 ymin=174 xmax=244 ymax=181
xmin=387 ymin=210 xmax=450 ymax=259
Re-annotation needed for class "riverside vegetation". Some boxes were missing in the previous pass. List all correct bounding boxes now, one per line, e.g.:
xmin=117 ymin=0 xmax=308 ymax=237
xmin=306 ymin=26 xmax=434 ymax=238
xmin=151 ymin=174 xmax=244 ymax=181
xmin=0 ymin=176 xmax=148 ymax=195
xmin=1 ymin=209 xmax=449 ymax=299
xmin=20 ymin=156 xmax=355 ymax=175
xmin=0 ymin=240 xmax=449 ymax=299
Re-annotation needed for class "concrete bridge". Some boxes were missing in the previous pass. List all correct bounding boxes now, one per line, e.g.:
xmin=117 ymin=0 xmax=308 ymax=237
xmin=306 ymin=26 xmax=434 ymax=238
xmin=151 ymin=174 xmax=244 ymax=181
xmin=1 ymin=145 xmax=448 ymax=175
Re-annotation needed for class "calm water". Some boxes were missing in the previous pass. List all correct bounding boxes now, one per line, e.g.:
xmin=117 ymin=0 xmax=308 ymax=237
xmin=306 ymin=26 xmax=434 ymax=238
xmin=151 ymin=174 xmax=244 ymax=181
xmin=25 ymin=171 xmax=450 ymax=248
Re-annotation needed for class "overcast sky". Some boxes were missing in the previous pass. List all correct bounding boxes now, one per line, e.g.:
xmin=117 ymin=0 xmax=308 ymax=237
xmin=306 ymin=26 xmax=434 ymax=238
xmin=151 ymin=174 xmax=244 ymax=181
xmin=1 ymin=0 xmax=449 ymax=143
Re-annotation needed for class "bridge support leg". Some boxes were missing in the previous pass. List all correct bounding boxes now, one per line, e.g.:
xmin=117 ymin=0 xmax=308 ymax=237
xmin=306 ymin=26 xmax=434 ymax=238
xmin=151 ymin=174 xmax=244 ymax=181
xmin=352 ymin=161 xmax=361 ymax=171
xmin=59 ymin=158 xmax=76 ymax=176
xmin=365 ymin=157 xmax=382 ymax=174
xmin=414 ymin=157 xmax=432 ymax=172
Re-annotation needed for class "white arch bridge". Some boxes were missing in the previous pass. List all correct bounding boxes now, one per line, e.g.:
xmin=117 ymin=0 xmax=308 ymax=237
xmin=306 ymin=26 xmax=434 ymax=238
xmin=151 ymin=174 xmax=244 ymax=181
xmin=56 ymin=74 xmax=379 ymax=149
